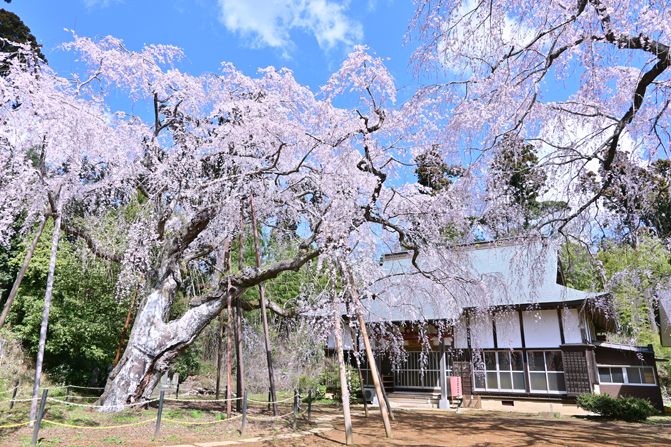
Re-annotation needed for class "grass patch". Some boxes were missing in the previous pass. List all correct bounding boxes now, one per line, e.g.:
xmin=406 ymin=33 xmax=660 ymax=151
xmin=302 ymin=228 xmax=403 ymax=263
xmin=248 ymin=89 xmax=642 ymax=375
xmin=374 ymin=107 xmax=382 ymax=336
xmin=165 ymin=408 xmax=186 ymax=418
xmin=111 ymin=412 xmax=140 ymax=423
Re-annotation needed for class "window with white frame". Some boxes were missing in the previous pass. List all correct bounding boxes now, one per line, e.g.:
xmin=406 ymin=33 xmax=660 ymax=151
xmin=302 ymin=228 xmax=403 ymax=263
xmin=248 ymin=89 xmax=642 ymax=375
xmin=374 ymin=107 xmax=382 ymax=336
xmin=473 ymin=351 xmax=526 ymax=392
xmin=598 ymin=366 xmax=656 ymax=385
xmin=528 ymin=351 xmax=566 ymax=393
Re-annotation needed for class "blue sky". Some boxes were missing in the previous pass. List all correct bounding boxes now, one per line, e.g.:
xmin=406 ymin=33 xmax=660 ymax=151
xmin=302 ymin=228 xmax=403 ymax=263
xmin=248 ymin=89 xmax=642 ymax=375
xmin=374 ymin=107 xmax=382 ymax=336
xmin=8 ymin=0 xmax=418 ymax=98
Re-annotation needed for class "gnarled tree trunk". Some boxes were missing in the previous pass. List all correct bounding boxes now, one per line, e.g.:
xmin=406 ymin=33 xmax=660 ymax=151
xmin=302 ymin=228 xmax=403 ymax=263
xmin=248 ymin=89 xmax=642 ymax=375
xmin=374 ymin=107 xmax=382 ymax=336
xmin=98 ymin=273 xmax=240 ymax=411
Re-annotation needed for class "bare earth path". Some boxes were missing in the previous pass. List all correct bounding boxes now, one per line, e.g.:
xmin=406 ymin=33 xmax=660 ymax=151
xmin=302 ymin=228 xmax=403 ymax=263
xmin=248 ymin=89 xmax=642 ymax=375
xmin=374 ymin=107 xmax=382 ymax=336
xmin=244 ymin=408 xmax=671 ymax=447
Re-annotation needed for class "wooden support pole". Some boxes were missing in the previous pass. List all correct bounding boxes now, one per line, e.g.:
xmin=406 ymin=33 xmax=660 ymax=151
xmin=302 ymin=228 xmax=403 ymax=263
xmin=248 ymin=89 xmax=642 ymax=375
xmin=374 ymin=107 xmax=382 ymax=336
xmin=216 ymin=241 xmax=231 ymax=400
xmin=30 ymin=204 xmax=62 ymax=423
xmin=344 ymin=264 xmax=392 ymax=439
xmin=113 ymin=276 xmax=142 ymax=369
xmin=65 ymin=383 xmax=71 ymax=403
xmin=292 ymin=390 xmax=298 ymax=430
xmin=376 ymin=368 xmax=394 ymax=421
xmin=226 ymin=249 xmax=233 ymax=417
xmin=249 ymin=196 xmax=278 ymax=416
xmin=154 ymin=390 xmax=165 ymax=439
xmin=307 ymin=389 xmax=312 ymax=422
xmin=215 ymin=309 xmax=225 ymax=400
xmin=348 ymin=322 xmax=369 ymax=417
xmin=235 ymin=202 xmax=245 ymax=413
xmin=0 ymin=216 xmax=48 ymax=331
xmin=1 ymin=184 xmax=61 ymax=332
xmin=30 ymin=388 xmax=48 ymax=446
xmin=333 ymin=288 xmax=354 ymax=445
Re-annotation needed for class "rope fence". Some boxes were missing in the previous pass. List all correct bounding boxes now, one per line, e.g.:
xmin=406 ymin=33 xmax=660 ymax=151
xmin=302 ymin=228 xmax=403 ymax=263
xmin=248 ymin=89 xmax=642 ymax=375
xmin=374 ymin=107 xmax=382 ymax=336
xmin=46 ymin=397 xmax=161 ymax=409
xmin=0 ymin=387 xmax=314 ymax=446
xmin=41 ymin=418 xmax=156 ymax=430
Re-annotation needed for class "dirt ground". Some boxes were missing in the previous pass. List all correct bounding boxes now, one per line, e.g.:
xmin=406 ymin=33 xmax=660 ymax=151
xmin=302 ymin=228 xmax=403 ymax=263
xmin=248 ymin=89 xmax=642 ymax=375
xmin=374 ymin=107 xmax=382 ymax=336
xmin=2 ymin=402 xmax=671 ymax=446
xmin=0 ymin=397 xmax=306 ymax=447
xmin=249 ymin=407 xmax=671 ymax=447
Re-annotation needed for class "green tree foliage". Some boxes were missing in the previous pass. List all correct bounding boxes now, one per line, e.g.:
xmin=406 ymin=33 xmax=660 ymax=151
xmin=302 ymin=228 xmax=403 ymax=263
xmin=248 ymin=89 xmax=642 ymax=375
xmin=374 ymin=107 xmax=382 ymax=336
xmin=0 ymin=222 xmax=21 ymax=304
xmin=6 ymin=221 xmax=132 ymax=385
xmin=414 ymin=148 xmax=464 ymax=195
xmin=562 ymin=237 xmax=671 ymax=341
xmin=488 ymin=134 xmax=549 ymax=227
xmin=584 ymin=156 xmax=671 ymax=245
xmin=0 ymin=8 xmax=46 ymax=73
xmin=561 ymin=237 xmax=671 ymax=390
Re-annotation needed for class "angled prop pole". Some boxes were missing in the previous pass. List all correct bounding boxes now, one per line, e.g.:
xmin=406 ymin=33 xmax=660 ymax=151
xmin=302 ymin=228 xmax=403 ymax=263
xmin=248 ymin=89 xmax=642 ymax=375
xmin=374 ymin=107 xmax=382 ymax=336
xmin=235 ymin=201 xmax=246 ymax=412
xmin=226 ymin=247 xmax=233 ymax=417
xmin=249 ymin=196 xmax=278 ymax=416
xmin=30 ymin=200 xmax=62 ymax=422
xmin=113 ymin=275 xmax=142 ymax=368
xmin=331 ymin=271 xmax=354 ymax=445
xmin=0 ymin=184 xmax=61 ymax=332
xmin=216 ymin=239 xmax=231 ymax=400
xmin=342 ymin=262 xmax=392 ymax=438
xmin=346 ymin=319 xmax=369 ymax=418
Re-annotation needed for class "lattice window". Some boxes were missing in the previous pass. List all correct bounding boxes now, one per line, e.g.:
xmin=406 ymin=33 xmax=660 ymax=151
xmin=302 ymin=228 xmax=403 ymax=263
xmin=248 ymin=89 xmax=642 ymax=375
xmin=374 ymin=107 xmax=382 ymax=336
xmin=563 ymin=350 xmax=592 ymax=395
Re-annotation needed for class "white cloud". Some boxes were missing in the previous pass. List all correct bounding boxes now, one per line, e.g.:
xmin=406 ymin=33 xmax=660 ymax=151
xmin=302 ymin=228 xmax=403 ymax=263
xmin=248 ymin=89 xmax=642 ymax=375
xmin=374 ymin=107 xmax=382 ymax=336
xmin=82 ymin=0 xmax=122 ymax=8
xmin=218 ymin=0 xmax=363 ymax=54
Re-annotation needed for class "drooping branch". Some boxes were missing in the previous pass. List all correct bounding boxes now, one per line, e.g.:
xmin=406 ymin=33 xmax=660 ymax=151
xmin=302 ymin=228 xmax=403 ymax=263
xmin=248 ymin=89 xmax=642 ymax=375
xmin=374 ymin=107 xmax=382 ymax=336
xmin=61 ymin=222 xmax=124 ymax=263
xmin=238 ymin=296 xmax=299 ymax=318
xmin=230 ymin=247 xmax=321 ymax=288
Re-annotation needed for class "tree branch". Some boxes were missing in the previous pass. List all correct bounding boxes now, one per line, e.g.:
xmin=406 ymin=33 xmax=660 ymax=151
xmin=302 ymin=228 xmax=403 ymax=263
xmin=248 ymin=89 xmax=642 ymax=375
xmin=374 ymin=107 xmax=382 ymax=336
xmin=61 ymin=222 xmax=124 ymax=263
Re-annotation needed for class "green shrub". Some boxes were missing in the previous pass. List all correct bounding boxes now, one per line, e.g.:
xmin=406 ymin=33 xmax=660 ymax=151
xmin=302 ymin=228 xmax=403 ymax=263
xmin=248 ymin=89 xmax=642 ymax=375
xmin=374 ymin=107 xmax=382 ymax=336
xmin=576 ymin=393 xmax=659 ymax=422
xmin=318 ymin=357 xmax=360 ymax=402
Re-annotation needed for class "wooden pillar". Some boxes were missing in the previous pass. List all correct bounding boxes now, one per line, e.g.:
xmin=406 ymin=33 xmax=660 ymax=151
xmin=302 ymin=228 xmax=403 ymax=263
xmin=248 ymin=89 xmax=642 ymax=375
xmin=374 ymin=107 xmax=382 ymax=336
xmin=249 ymin=196 xmax=278 ymax=416
xmin=344 ymin=265 xmax=392 ymax=439
xmin=557 ymin=308 xmax=566 ymax=345
xmin=518 ymin=309 xmax=531 ymax=393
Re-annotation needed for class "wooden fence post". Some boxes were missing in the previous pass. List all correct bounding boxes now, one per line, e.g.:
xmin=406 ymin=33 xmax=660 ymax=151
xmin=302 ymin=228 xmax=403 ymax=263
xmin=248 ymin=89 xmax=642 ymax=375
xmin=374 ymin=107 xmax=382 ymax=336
xmin=293 ymin=390 xmax=298 ymax=430
xmin=241 ymin=390 xmax=248 ymax=435
xmin=307 ymin=389 xmax=312 ymax=422
xmin=9 ymin=380 xmax=19 ymax=410
xmin=30 ymin=388 xmax=48 ymax=447
xmin=154 ymin=390 xmax=165 ymax=439
xmin=65 ymin=383 xmax=71 ymax=403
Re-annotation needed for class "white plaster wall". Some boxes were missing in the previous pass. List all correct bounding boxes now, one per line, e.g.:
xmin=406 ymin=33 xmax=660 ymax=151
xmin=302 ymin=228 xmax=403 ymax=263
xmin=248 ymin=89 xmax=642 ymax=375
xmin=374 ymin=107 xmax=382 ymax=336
xmin=522 ymin=309 xmax=562 ymax=348
xmin=454 ymin=317 xmax=468 ymax=349
xmin=495 ymin=311 xmax=523 ymax=348
xmin=470 ymin=313 xmax=495 ymax=349
xmin=562 ymin=308 xmax=583 ymax=344
xmin=326 ymin=326 xmax=353 ymax=350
